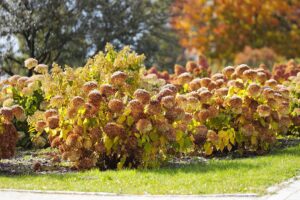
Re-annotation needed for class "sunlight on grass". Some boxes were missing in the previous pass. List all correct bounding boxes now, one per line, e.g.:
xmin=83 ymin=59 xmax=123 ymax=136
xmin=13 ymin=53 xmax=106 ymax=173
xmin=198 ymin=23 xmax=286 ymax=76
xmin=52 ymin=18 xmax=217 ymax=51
xmin=1 ymin=144 xmax=300 ymax=195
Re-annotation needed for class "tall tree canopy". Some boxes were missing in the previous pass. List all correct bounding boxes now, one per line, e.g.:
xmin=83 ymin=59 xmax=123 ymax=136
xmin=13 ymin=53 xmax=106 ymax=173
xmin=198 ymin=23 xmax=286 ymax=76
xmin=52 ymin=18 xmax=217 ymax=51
xmin=0 ymin=0 xmax=181 ymax=76
xmin=171 ymin=0 xmax=300 ymax=62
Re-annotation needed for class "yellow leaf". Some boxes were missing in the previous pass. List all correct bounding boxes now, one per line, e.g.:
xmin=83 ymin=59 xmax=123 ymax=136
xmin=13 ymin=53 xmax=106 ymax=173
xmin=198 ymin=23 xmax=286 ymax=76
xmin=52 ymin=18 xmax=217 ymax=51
xmin=104 ymin=136 xmax=113 ymax=152
xmin=176 ymin=130 xmax=183 ymax=141
xmin=219 ymin=142 xmax=225 ymax=151
xmin=204 ymin=142 xmax=213 ymax=155
xmin=227 ymin=143 xmax=233 ymax=151
xmin=229 ymin=129 xmax=236 ymax=145
xmin=126 ymin=116 xmax=134 ymax=126
xmin=117 ymin=156 xmax=127 ymax=170
xmin=117 ymin=115 xmax=126 ymax=124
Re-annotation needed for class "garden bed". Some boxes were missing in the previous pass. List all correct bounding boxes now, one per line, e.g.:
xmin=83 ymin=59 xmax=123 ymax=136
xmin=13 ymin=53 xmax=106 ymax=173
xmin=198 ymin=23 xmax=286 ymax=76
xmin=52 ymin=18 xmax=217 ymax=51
xmin=1 ymin=138 xmax=300 ymax=195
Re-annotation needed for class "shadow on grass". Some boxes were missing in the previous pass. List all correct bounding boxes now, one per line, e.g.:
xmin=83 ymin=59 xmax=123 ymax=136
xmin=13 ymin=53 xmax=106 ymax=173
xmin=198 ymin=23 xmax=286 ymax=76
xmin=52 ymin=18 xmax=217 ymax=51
xmin=1 ymin=140 xmax=300 ymax=179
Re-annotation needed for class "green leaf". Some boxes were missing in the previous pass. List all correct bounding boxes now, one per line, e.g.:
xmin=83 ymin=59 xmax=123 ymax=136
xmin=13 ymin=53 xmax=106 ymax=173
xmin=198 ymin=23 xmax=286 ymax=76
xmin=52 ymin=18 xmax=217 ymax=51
xmin=144 ymin=143 xmax=151 ymax=154
xmin=149 ymin=131 xmax=159 ymax=141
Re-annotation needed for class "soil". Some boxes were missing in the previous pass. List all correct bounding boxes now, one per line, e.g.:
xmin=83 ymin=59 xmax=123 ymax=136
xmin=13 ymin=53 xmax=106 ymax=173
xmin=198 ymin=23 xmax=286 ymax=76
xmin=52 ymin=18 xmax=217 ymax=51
xmin=0 ymin=148 xmax=74 ymax=175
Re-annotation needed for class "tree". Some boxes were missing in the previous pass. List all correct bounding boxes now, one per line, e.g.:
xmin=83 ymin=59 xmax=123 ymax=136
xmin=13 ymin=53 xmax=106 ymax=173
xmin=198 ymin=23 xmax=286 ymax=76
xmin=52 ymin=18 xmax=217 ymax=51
xmin=81 ymin=0 xmax=183 ymax=70
xmin=0 ymin=0 xmax=88 ymax=75
xmin=171 ymin=0 xmax=300 ymax=62
xmin=0 ymin=0 xmax=182 ymax=76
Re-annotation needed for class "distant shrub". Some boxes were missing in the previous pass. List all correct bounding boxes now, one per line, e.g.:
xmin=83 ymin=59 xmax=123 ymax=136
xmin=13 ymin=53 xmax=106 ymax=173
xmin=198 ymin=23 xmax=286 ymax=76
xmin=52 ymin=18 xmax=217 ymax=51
xmin=234 ymin=46 xmax=279 ymax=69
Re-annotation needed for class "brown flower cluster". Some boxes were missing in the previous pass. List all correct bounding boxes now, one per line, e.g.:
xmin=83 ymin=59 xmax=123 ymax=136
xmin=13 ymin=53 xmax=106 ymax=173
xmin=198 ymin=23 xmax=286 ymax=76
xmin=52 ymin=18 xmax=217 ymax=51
xmin=0 ymin=107 xmax=19 ymax=159
xmin=272 ymin=60 xmax=300 ymax=83
xmin=146 ymin=57 xmax=211 ymax=84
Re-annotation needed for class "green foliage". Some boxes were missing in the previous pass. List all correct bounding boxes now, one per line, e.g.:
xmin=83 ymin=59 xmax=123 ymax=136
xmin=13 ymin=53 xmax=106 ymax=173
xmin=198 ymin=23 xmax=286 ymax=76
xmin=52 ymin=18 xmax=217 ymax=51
xmin=12 ymin=86 xmax=44 ymax=116
xmin=11 ymin=86 xmax=44 ymax=148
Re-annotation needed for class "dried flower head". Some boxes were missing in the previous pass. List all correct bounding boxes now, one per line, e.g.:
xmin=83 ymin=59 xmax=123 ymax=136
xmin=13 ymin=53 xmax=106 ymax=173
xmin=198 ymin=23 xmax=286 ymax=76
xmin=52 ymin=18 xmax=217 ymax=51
xmin=71 ymin=96 xmax=85 ymax=108
xmin=247 ymin=83 xmax=261 ymax=98
xmin=193 ymin=125 xmax=208 ymax=145
xmin=257 ymin=72 xmax=267 ymax=84
xmin=207 ymin=130 xmax=218 ymax=142
xmin=161 ymin=84 xmax=178 ymax=94
xmin=108 ymin=99 xmax=124 ymax=113
xmin=200 ymin=77 xmax=211 ymax=87
xmin=186 ymin=61 xmax=198 ymax=72
xmin=165 ymin=106 xmax=185 ymax=121
xmin=128 ymin=99 xmax=143 ymax=115
xmin=88 ymin=89 xmax=102 ymax=105
xmin=208 ymin=81 xmax=217 ymax=91
xmin=134 ymin=89 xmax=151 ymax=104
xmin=197 ymin=109 xmax=210 ymax=122
xmin=47 ymin=115 xmax=60 ymax=129
xmin=242 ymin=69 xmax=257 ymax=81
xmin=11 ymin=105 xmax=26 ymax=121
xmin=17 ymin=77 xmax=29 ymax=88
xmin=2 ymin=98 xmax=14 ymax=107
xmin=36 ymin=120 xmax=47 ymax=132
xmin=257 ymin=105 xmax=271 ymax=117
xmin=222 ymin=66 xmax=235 ymax=79
xmin=145 ymin=99 xmax=161 ymax=115
xmin=211 ymin=73 xmax=224 ymax=81
xmin=104 ymin=122 xmax=125 ymax=138
xmin=161 ymin=95 xmax=176 ymax=109
xmin=82 ymin=81 xmax=98 ymax=93
xmin=44 ymin=109 xmax=58 ymax=120
xmin=177 ymin=72 xmax=193 ymax=85
xmin=227 ymin=80 xmax=244 ymax=89
xmin=66 ymin=133 xmax=82 ymax=148
xmin=215 ymin=87 xmax=229 ymax=97
xmin=24 ymin=58 xmax=38 ymax=69
xmin=265 ymin=79 xmax=278 ymax=88
xmin=199 ymin=90 xmax=213 ymax=102
xmin=50 ymin=95 xmax=64 ymax=108
xmin=235 ymin=64 xmax=250 ymax=77
xmin=8 ymin=75 xmax=21 ymax=85
xmin=83 ymin=102 xmax=98 ymax=118
xmin=174 ymin=64 xmax=186 ymax=75
xmin=99 ymin=84 xmax=115 ymax=97
xmin=0 ymin=107 xmax=14 ymax=121
xmin=262 ymin=88 xmax=275 ymax=99
xmin=50 ymin=136 xmax=61 ymax=148
xmin=241 ymin=124 xmax=255 ymax=137
xmin=157 ymin=88 xmax=175 ymax=101
xmin=215 ymin=79 xmax=225 ymax=87
xmin=228 ymin=95 xmax=243 ymax=109
xmin=136 ymin=119 xmax=153 ymax=133
xmin=34 ymin=64 xmax=48 ymax=74
xmin=187 ymin=96 xmax=200 ymax=108
xmin=111 ymin=71 xmax=128 ymax=86
xmin=189 ymin=78 xmax=202 ymax=91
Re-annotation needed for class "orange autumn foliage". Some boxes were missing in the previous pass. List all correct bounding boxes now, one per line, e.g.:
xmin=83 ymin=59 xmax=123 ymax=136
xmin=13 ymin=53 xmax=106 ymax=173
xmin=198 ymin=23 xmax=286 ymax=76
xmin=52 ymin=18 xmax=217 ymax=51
xmin=171 ymin=0 xmax=300 ymax=61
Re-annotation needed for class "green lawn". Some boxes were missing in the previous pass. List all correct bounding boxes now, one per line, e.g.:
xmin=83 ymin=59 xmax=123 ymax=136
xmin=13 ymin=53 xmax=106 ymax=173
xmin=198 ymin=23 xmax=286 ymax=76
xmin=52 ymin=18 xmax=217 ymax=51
xmin=0 ymin=143 xmax=300 ymax=195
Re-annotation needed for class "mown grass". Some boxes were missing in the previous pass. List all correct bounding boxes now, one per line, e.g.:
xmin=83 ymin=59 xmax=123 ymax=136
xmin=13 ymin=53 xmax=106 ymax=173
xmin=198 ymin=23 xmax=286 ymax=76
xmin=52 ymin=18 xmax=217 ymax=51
xmin=0 ymin=143 xmax=300 ymax=195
